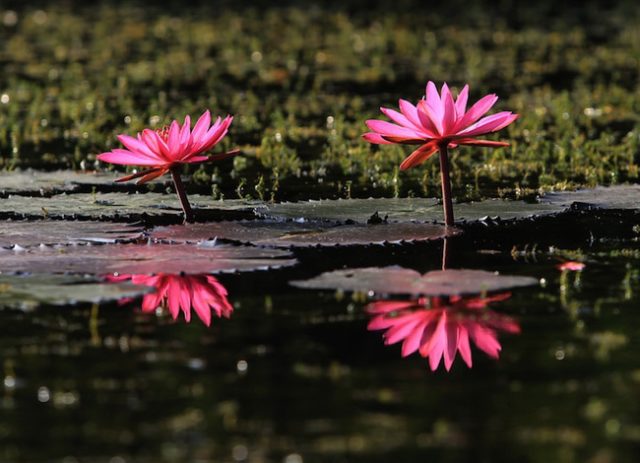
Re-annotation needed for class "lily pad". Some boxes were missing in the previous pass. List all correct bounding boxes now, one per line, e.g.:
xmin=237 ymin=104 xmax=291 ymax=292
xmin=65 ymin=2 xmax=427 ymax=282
xmin=0 ymin=274 xmax=152 ymax=309
xmin=539 ymin=185 xmax=640 ymax=210
xmin=0 ymin=243 xmax=296 ymax=275
xmin=0 ymin=169 xmax=168 ymax=197
xmin=258 ymin=198 xmax=565 ymax=224
xmin=0 ymin=220 xmax=144 ymax=248
xmin=291 ymin=267 xmax=539 ymax=296
xmin=149 ymin=221 xmax=458 ymax=248
xmin=0 ymin=193 xmax=262 ymax=221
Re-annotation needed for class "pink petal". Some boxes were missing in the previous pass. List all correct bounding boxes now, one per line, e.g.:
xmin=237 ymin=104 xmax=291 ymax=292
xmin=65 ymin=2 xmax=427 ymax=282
xmin=191 ymin=110 xmax=211 ymax=141
xmin=381 ymin=136 xmax=429 ymax=144
xmin=455 ymin=85 xmax=469 ymax=117
xmin=380 ymin=107 xmax=427 ymax=135
xmin=363 ymin=132 xmax=394 ymax=145
xmin=443 ymin=320 xmax=459 ymax=371
xmin=470 ymin=325 xmax=501 ymax=358
xmin=182 ymin=155 xmax=211 ymax=163
xmin=399 ymin=142 xmax=438 ymax=170
xmin=455 ymin=139 xmax=510 ymax=148
xmin=416 ymin=100 xmax=442 ymax=136
xmin=424 ymin=82 xmax=444 ymax=134
xmin=401 ymin=317 xmax=432 ymax=357
xmin=456 ymin=112 xmax=517 ymax=138
xmin=166 ymin=120 xmax=181 ymax=157
xmin=179 ymin=115 xmax=192 ymax=149
xmin=141 ymin=129 xmax=170 ymax=160
xmin=191 ymin=286 xmax=212 ymax=326
xmin=368 ymin=315 xmax=395 ymax=331
xmin=457 ymin=329 xmax=473 ymax=367
xmin=440 ymin=83 xmax=457 ymax=135
xmin=399 ymin=99 xmax=432 ymax=134
xmin=384 ymin=316 xmax=425 ymax=345
xmin=166 ymin=277 xmax=182 ymax=319
xmin=198 ymin=116 xmax=233 ymax=154
xmin=365 ymin=120 xmax=423 ymax=140
xmin=453 ymin=94 xmax=498 ymax=132
xmin=420 ymin=313 xmax=447 ymax=370
xmin=97 ymin=149 xmax=163 ymax=166
xmin=135 ymin=168 xmax=169 ymax=184
xmin=117 ymin=134 xmax=160 ymax=160
xmin=366 ymin=300 xmax=415 ymax=315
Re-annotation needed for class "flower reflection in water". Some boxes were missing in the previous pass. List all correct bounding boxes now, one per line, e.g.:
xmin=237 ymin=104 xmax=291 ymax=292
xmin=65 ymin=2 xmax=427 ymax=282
xmin=367 ymin=293 xmax=520 ymax=371
xmin=108 ymin=273 xmax=233 ymax=326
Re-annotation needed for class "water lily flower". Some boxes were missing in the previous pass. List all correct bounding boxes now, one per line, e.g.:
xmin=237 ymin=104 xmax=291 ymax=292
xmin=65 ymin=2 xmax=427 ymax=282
xmin=107 ymin=273 xmax=233 ymax=326
xmin=364 ymin=81 xmax=518 ymax=226
xmin=557 ymin=261 xmax=585 ymax=272
xmin=366 ymin=293 xmax=519 ymax=371
xmin=97 ymin=111 xmax=238 ymax=222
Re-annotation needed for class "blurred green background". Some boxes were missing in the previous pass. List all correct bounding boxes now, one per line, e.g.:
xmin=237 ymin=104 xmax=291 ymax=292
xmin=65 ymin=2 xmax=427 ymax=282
xmin=1 ymin=0 xmax=639 ymax=200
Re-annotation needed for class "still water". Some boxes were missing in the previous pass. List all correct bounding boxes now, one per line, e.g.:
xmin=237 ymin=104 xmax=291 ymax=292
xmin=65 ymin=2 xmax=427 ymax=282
xmin=1 ymin=215 xmax=639 ymax=462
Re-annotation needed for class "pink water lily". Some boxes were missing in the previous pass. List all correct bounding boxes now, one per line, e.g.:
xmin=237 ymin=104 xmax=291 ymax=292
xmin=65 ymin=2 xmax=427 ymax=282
xmin=364 ymin=81 xmax=518 ymax=226
xmin=557 ymin=261 xmax=585 ymax=272
xmin=367 ymin=293 xmax=519 ymax=371
xmin=107 ymin=273 xmax=233 ymax=326
xmin=97 ymin=110 xmax=238 ymax=222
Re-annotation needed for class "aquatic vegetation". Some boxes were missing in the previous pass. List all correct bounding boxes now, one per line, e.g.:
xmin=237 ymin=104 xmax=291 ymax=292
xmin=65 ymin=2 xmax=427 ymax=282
xmin=0 ymin=242 xmax=296 ymax=275
xmin=149 ymin=220 xmax=456 ymax=248
xmin=107 ymin=273 xmax=233 ymax=326
xmin=1 ymin=3 xmax=639 ymax=201
xmin=366 ymin=293 xmax=520 ymax=371
xmin=97 ymin=111 xmax=238 ymax=221
xmin=364 ymin=81 xmax=517 ymax=225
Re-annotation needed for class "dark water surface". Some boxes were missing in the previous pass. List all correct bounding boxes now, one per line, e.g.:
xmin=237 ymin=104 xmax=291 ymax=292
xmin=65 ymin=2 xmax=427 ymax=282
xmin=2 ymin=215 xmax=639 ymax=463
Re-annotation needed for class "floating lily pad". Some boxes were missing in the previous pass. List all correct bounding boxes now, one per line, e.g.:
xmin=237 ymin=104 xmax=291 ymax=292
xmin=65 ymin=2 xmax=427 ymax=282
xmin=0 ymin=193 xmax=262 ymax=221
xmin=0 ymin=220 xmax=144 ymax=248
xmin=0 ymin=274 xmax=152 ymax=309
xmin=291 ymin=267 xmax=538 ymax=296
xmin=0 ymin=243 xmax=296 ymax=275
xmin=0 ymin=169 xmax=168 ymax=197
xmin=149 ymin=220 xmax=457 ymax=248
xmin=258 ymin=198 xmax=565 ymax=224
xmin=539 ymin=185 xmax=640 ymax=210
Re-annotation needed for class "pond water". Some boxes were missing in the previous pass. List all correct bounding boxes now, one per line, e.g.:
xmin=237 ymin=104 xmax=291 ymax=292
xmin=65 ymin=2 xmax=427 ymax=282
xmin=1 ymin=210 xmax=639 ymax=462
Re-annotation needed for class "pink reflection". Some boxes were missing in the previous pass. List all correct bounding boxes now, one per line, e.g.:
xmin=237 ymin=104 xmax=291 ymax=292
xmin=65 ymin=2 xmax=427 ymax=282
xmin=366 ymin=293 xmax=520 ymax=371
xmin=108 ymin=274 xmax=233 ymax=326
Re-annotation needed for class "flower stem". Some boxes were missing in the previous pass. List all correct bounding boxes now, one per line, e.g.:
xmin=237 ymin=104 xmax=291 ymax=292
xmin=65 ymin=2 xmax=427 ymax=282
xmin=438 ymin=143 xmax=454 ymax=227
xmin=442 ymin=237 xmax=450 ymax=271
xmin=170 ymin=167 xmax=194 ymax=223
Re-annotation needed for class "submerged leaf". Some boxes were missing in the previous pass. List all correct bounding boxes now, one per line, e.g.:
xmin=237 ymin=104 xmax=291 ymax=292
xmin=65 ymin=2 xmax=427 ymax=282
xmin=150 ymin=220 xmax=458 ymax=248
xmin=0 ymin=243 xmax=296 ymax=275
xmin=0 ymin=274 xmax=152 ymax=309
xmin=259 ymin=197 xmax=565 ymax=224
xmin=291 ymin=267 xmax=538 ymax=296
xmin=0 ymin=220 xmax=144 ymax=248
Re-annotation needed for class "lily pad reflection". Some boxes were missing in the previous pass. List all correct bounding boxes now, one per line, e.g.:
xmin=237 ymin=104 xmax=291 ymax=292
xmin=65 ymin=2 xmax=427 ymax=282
xmin=0 ymin=274 xmax=152 ymax=309
xmin=292 ymin=267 xmax=538 ymax=296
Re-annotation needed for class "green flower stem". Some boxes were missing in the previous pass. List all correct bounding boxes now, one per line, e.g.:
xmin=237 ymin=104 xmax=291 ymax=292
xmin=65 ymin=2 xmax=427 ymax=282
xmin=171 ymin=168 xmax=195 ymax=223
xmin=438 ymin=143 xmax=454 ymax=227
xmin=442 ymin=237 xmax=450 ymax=271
